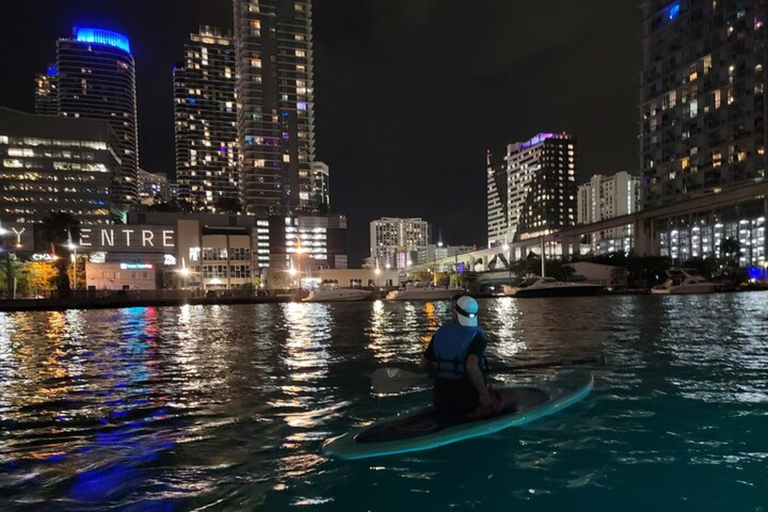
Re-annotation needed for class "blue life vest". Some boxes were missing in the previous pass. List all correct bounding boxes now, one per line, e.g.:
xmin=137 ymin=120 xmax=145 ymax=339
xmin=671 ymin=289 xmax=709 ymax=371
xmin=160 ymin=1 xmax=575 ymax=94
xmin=433 ymin=324 xmax=484 ymax=379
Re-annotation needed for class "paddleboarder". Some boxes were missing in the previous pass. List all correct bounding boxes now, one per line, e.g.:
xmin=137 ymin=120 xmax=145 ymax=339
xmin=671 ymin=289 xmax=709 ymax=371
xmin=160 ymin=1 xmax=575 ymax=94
xmin=420 ymin=295 xmax=508 ymax=417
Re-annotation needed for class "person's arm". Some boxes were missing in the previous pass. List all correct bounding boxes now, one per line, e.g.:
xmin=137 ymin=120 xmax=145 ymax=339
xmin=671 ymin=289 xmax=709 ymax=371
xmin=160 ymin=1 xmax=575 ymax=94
xmin=419 ymin=338 xmax=437 ymax=374
xmin=466 ymin=354 xmax=492 ymax=407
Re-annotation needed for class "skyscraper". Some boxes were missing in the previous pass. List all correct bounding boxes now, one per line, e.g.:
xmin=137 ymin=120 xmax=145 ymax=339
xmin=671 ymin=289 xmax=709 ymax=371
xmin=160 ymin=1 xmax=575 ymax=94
xmin=174 ymin=27 xmax=239 ymax=211
xmin=34 ymin=64 xmax=58 ymax=116
xmin=640 ymin=1 xmax=767 ymax=264
xmin=640 ymin=1 xmax=766 ymax=208
xmin=233 ymin=0 xmax=317 ymax=214
xmin=56 ymin=27 xmax=139 ymax=206
xmin=487 ymin=133 xmax=577 ymax=247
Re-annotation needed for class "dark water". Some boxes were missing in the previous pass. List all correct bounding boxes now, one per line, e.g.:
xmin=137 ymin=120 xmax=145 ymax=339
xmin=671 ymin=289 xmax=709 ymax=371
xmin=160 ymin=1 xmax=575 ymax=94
xmin=1 ymin=294 xmax=767 ymax=511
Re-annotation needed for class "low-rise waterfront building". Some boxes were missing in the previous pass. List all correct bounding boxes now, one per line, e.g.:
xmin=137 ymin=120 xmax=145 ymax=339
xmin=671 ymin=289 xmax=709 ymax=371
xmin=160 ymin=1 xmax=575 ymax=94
xmin=5 ymin=211 xmax=348 ymax=291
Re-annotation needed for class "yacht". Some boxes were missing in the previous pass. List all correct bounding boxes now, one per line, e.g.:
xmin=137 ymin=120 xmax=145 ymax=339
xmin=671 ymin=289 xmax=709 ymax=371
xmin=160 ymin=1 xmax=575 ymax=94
xmin=651 ymin=268 xmax=720 ymax=295
xmin=384 ymin=283 xmax=465 ymax=301
xmin=503 ymin=276 xmax=603 ymax=298
xmin=303 ymin=284 xmax=373 ymax=302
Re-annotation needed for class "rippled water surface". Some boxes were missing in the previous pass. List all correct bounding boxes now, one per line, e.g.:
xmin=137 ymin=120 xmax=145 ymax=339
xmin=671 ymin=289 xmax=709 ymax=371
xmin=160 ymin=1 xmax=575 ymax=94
xmin=1 ymin=293 xmax=768 ymax=511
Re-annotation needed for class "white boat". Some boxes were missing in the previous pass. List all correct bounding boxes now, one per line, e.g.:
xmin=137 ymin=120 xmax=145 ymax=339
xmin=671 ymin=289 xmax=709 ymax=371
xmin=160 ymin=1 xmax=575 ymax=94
xmin=503 ymin=276 xmax=603 ymax=298
xmin=303 ymin=284 xmax=373 ymax=302
xmin=650 ymin=268 xmax=719 ymax=295
xmin=384 ymin=283 xmax=465 ymax=301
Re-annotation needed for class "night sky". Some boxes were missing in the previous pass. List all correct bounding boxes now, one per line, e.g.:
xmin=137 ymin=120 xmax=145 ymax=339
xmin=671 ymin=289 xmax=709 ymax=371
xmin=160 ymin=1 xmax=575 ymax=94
xmin=0 ymin=1 xmax=641 ymax=265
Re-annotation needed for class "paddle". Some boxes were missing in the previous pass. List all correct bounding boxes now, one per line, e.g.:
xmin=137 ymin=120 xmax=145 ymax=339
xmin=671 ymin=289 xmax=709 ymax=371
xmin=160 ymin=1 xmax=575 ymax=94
xmin=370 ymin=355 xmax=607 ymax=395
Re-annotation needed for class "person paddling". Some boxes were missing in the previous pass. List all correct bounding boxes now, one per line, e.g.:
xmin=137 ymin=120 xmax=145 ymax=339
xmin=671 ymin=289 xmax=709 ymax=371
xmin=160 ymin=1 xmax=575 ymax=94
xmin=420 ymin=295 xmax=509 ymax=417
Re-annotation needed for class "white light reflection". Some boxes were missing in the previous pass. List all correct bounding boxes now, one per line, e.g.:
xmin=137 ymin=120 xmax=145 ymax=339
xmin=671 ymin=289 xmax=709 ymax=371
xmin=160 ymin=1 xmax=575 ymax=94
xmin=490 ymin=297 xmax=526 ymax=360
xmin=272 ymin=302 xmax=339 ymax=487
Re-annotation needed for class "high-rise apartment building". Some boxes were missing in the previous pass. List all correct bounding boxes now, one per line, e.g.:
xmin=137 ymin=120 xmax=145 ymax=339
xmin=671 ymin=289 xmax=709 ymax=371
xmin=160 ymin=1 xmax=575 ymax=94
xmin=577 ymin=172 xmax=640 ymax=253
xmin=174 ymin=27 xmax=239 ymax=211
xmin=640 ymin=1 xmax=766 ymax=264
xmin=487 ymin=132 xmax=577 ymax=247
xmin=370 ymin=217 xmax=431 ymax=269
xmin=0 ymin=107 xmax=117 ymax=224
xmin=310 ymin=161 xmax=330 ymax=207
xmin=34 ymin=64 xmax=58 ymax=116
xmin=55 ymin=27 xmax=139 ymax=207
xmin=233 ymin=0 xmax=317 ymax=214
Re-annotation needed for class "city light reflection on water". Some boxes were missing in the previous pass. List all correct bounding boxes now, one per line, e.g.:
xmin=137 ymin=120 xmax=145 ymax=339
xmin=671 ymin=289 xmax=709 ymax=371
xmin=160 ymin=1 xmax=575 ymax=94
xmin=0 ymin=293 xmax=767 ymax=510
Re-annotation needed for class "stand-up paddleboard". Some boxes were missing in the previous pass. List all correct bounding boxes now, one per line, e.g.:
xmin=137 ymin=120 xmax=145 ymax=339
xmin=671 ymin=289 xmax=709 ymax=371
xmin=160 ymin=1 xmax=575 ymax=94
xmin=323 ymin=370 xmax=593 ymax=460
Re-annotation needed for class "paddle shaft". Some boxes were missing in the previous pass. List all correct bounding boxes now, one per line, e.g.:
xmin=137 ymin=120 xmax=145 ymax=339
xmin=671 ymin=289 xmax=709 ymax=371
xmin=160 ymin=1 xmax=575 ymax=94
xmin=487 ymin=355 xmax=605 ymax=374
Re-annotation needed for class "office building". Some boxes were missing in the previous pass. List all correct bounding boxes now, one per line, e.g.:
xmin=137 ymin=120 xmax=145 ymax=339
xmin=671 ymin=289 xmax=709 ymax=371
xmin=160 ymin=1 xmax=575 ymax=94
xmin=34 ymin=64 xmax=58 ymax=116
xmin=0 ymin=107 xmax=117 ymax=224
xmin=55 ymin=27 xmax=139 ymax=206
xmin=640 ymin=1 xmax=766 ymax=264
xmin=174 ymin=27 xmax=239 ymax=211
xmin=577 ymin=172 xmax=640 ymax=254
xmin=234 ymin=0 xmax=317 ymax=213
xmin=487 ymin=132 xmax=577 ymax=247
xmin=370 ymin=217 xmax=431 ymax=269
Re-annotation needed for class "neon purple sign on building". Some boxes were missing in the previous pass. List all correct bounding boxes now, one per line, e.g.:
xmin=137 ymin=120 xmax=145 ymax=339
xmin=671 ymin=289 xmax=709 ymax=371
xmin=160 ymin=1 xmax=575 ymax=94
xmin=518 ymin=133 xmax=558 ymax=151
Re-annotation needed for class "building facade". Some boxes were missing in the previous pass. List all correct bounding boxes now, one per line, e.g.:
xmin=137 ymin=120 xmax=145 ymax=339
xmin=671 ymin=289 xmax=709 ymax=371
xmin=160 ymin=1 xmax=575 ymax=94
xmin=310 ymin=161 xmax=330 ymax=207
xmin=640 ymin=0 xmax=767 ymax=264
xmin=370 ymin=217 xmax=431 ymax=269
xmin=234 ymin=0 xmax=317 ymax=214
xmin=34 ymin=64 xmax=59 ymax=116
xmin=0 ymin=107 xmax=117 ymax=224
xmin=55 ymin=27 xmax=139 ymax=206
xmin=137 ymin=169 xmax=172 ymax=204
xmin=577 ymin=172 xmax=640 ymax=253
xmin=487 ymin=132 xmax=577 ymax=247
xmin=6 ymin=210 xmax=348 ymax=291
xmin=174 ymin=27 xmax=239 ymax=211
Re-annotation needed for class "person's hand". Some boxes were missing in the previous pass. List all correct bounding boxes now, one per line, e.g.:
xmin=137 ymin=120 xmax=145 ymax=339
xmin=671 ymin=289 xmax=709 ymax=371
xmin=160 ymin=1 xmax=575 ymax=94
xmin=479 ymin=392 xmax=493 ymax=408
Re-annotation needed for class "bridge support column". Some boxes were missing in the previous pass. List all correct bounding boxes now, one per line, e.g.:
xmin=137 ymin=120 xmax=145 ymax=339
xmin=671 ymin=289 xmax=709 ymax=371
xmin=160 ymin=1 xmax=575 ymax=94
xmin=634 ymin=218 xmax=660 ymax=257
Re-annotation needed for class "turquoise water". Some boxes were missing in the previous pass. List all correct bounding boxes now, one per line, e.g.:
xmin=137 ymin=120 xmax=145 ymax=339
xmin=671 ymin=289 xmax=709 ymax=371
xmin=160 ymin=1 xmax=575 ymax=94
xmin=1 ymin=294 xmax=767 ymax=511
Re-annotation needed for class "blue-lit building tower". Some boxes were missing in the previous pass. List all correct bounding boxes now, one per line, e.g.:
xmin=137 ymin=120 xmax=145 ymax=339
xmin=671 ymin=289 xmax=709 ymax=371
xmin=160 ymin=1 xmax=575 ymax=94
xmin=56 ymin=27 xmax=139 ymax=206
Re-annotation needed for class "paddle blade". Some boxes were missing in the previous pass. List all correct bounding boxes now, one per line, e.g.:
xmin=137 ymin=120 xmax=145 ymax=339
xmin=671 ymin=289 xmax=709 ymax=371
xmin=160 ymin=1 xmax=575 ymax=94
xmin=371 ymin=368 xmax=429 ymax=395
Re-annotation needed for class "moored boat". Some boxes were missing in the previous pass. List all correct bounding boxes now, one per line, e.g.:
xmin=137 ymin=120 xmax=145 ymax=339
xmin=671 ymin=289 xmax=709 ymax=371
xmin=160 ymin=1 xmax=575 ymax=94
xmin=650 ymin=268 xmax=720 ymax=295
xmin=384 ymin=283 xmax=465 ymax=301
xmin=503 ymin=276 xmax=603 ymax=298
xmin=303 ymin=284 xmax=373 ymax=302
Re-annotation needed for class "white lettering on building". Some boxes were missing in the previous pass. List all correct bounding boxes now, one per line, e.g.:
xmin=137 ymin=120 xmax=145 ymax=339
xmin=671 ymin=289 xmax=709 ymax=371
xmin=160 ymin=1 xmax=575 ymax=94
xmin=102 ymin=229 xmax=114 ymax=246
xmin=79 ymin=228 xmax=92 ymax=247
xmin=11 ymin=227 xmax=25 ymax=245
xmin=141 ymin=230 xmax=154 ymax=247
xmin=123 ymin=229 xmax=135 ymax=247
xmin=162 ymin=230 xmax=174 ymax=247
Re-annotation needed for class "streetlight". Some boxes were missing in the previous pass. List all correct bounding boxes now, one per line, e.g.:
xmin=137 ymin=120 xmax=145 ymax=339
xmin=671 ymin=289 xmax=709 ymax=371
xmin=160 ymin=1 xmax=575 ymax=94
xmin=177 ymin=258 xmax=191 ymax=289
xmin=0 ymin=225 xmax=10 ymax=299
xmin=67 ymin=240 xmax=78 ymax=291
xmin=502 ymin=243 xmax=512 ymax=284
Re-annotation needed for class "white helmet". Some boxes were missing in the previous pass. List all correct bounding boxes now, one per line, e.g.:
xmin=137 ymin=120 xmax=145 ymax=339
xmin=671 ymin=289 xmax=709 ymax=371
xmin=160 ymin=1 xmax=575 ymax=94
xmin=455 ymin=295 xmax=479 ymax=327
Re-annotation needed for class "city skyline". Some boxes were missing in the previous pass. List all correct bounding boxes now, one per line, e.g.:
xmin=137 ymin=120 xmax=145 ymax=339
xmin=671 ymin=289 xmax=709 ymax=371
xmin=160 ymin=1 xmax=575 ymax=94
xmin=0 ymin=0 xmax=641 ymax=264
